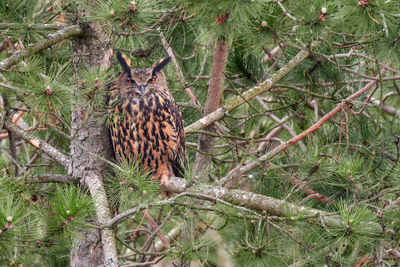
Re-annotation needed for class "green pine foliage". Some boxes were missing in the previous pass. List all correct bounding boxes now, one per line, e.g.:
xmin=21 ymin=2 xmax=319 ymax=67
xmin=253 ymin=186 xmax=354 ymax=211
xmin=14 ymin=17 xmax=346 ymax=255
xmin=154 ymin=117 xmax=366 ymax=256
xmin=0 ymin=0 xmax=399 ymax=265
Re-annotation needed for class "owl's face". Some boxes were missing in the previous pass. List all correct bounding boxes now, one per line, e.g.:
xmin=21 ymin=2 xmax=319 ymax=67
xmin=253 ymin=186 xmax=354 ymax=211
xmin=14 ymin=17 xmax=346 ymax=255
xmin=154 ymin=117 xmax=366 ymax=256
xmin=116 ymin=52 xmax=171 ymax=97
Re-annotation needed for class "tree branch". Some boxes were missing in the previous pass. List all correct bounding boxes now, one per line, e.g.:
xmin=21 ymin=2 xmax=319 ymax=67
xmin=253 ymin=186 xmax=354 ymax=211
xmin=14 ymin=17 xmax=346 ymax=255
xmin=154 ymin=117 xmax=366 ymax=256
xmin=30 ymin=174 xmax=72 ymax=183
xmin=0 ymin=25 xmax=82 ymax=70
xmin=184 ymin=41 xmax=321 ymax=134
xmin=0 ymin=23 xmax=68 ymax=31
xmin=222 ymin=68 xmax=387 ymax=183
xmin=370 ymin=97 xmax=400 ymax=118
xmin=163 ymin=177 xmax=380 ymax=231
xmin=4 ymin=120 xmax=70 ymax=169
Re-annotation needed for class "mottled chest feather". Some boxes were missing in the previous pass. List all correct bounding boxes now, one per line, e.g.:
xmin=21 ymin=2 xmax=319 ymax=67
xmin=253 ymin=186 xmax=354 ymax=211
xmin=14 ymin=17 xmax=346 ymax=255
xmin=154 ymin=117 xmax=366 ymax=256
xmin=109 ymin=90 xmax=185 ymax=184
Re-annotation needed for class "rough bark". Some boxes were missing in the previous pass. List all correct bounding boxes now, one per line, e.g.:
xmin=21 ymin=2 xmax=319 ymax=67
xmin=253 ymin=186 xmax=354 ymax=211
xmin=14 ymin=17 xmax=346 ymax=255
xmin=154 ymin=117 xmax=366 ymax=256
xmin=69 ymin=12 xmax=117 ymax=267
xmin=194 ymin=39 xmax=229 ymax=178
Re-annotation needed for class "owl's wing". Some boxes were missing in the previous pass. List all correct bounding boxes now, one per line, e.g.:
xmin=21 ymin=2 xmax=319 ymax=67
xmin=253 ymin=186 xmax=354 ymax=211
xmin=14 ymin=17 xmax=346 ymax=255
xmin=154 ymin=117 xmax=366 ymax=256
xmin=168 ymin=101 xmax=186 ymax=177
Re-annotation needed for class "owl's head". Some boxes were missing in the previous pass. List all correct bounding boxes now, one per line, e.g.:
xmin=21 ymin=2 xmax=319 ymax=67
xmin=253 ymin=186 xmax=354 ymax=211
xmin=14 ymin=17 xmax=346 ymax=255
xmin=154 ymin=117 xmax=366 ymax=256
xmin=116 ymin=52 xmax=171 ymax=96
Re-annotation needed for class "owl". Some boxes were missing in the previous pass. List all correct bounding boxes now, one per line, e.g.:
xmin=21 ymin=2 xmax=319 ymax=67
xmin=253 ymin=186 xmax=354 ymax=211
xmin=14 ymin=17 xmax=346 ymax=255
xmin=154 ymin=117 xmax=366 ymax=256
xmin=108 ymin=52 xmax=186 ymax=185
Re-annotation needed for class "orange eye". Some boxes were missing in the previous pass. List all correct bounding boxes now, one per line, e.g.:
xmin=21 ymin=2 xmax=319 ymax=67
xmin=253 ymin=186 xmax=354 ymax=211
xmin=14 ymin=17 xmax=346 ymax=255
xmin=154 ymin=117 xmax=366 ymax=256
xmin=150 ymin=77 xmax=156 ymax=83
xmin=127 ymin=78 xmax=134 ymax=84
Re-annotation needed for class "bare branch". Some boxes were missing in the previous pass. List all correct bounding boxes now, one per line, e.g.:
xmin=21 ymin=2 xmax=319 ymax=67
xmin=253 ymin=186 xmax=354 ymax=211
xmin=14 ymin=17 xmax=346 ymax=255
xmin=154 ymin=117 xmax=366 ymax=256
xmin=140 ymin=210 xmax=170 ymax=249
xmin=274 ymin=0 xmax=301 ymax=23
xmin=256 ymin=96 xmax=306 ymax=152
xmin=2 ymin=92 xmax=19 ymax=175
xmin=323 ymin=50 xmax=398 ymax=74
xmin=121 ymin=256 xmax=165 ymax=267
xmin=159 ymin=30 xmax=185 ymax=82
xmin=159 ymin=30 xmax=201 ymax=106
xmin=30 ymin=174 xmax=72 ymax=183
xmin=370 ymin=97 xmax=400 ymax=118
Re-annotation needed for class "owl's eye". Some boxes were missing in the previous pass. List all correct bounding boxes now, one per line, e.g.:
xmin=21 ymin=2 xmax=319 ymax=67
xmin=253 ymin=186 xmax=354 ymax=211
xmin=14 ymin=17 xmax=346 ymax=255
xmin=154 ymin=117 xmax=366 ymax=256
xmin=127 ymin=78 xmax=135 ymax=84
xmin=149 ymin=76 xmax=156 ymax=84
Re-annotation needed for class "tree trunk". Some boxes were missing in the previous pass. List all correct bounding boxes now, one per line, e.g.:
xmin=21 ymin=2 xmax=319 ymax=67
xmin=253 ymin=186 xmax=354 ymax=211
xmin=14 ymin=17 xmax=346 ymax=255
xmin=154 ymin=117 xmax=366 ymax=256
xmin=69 ymin=10 xmax=117 ymax=267
xmin=194 ymin=39 xmax=229 ymax=179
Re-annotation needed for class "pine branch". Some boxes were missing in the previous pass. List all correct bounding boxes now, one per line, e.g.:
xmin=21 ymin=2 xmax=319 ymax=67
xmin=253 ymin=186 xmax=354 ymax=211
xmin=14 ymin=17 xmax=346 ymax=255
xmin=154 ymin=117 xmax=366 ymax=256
xmin=30 ymin=174 xmax=72 ymax=183
xmin=0 ymin=25 xmax=82 ymax=70
xmin=84 ymin=172 xmax=119 ymax=266
xmin=184 ymin=41 xmax=321 ymax=134
xmin=0 ymin=23 xmax=68 ymax=31
xmin=222 ymin=68 xmax=388 ymax=183
xmin=163 ymin=177 xmax=380 ymax=231
xmin=4 ymin=120 xmax=70 ymax=168
xmin=159 ymin=30 xmax=201 ymax=106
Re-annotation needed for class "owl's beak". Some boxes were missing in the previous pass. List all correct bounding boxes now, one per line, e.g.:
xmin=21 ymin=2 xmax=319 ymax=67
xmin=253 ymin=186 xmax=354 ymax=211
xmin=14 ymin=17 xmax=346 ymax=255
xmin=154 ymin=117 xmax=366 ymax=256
xmin=139 ymin=84 xmax=146 ymax=95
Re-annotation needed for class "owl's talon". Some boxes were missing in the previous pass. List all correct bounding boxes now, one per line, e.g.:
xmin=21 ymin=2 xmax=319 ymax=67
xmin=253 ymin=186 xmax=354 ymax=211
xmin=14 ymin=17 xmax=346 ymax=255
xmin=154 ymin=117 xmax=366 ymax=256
xmin=160 ymin=175 xmax=169 ymax=186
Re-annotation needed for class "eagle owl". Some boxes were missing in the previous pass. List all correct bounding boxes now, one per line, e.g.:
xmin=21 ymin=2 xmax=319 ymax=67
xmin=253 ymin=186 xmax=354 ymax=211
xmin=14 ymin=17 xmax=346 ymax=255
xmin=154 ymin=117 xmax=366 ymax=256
xmin=108 ymin=52 xmax=186 ymax=185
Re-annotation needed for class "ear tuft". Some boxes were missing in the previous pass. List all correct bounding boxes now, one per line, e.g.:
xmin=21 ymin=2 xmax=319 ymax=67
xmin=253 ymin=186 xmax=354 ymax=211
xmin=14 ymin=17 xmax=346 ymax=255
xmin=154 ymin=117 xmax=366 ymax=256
xmin=152 ymin=57 xmax=171 ymax=74
xmin=117 ymin=52 xmax=131 ymax=74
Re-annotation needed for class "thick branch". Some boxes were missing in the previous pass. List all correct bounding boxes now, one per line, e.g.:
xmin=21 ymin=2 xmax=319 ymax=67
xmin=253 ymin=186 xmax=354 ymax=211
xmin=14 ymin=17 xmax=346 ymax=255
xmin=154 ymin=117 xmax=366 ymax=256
xmin=194 ymin=38 xmax=230 ymax=176
xmin=184 ymin=41 xmax=321 ymax=134
xmin=69 ymin=15 xmax=117 ymax=266
xmin=163 ymin=177 xmax=379 ymax=231
xmin=85 ymin=172 xmax=118 ymax=266
xmin=0 ymin=25 xmax=82 ymax=70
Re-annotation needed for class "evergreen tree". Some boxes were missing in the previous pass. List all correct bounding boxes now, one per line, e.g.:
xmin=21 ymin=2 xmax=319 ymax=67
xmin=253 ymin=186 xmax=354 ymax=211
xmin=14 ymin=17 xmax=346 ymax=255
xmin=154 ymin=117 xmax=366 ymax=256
xmin=0 ymin=0 xmax=399 ymax=266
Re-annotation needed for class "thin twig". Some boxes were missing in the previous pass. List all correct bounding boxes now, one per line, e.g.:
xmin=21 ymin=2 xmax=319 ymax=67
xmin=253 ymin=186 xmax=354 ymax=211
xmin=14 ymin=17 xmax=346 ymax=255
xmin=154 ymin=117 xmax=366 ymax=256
xmin=274 ymin=0 xmax=301 ymax=23
xmin=256 ymin=96 xmax=306 ymax=152
xmin=140 ymin=209 xmax=171 ymax=249
xmin=121 ymin=256 xmax=165 ymax=267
